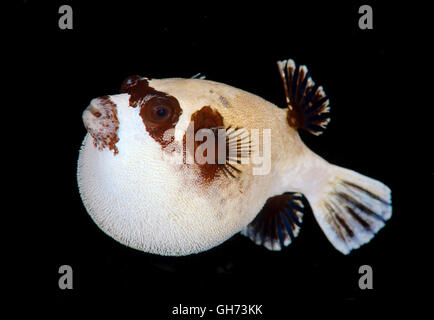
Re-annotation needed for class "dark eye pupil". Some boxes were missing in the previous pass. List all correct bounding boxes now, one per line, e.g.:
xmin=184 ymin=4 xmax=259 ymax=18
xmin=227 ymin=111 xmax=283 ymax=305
xmin=156 ymin=108 xmax=166 ymax=116
xmin=148 ymin=99 xmax=173 ymax=123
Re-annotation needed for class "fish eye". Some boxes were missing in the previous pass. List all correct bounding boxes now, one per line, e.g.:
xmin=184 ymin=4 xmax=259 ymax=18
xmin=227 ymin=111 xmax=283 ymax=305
xmin=151 ymin=105 xmax=171 ymax=122
xmin=145 ymin=97 xmax=174 ymax=123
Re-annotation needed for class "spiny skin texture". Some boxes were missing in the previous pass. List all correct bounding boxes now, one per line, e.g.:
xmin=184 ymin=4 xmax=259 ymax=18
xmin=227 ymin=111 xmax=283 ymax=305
xmin=78 ymin=78 xmax=313 ymax=255
xmin=78 ymin=75 xmax=392 ymax=256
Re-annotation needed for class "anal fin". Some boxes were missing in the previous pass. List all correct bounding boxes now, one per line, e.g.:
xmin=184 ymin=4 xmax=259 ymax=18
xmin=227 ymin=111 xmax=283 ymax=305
xmin=241 ymin=193 xmax=304 ymax=251
xmin=277 ymin=59 xmax=330 ymax=136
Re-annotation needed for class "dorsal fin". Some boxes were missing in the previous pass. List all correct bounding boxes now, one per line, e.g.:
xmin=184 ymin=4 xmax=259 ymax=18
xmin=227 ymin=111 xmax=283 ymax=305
xmin=191 ymin=73 xmax=206 ymax=79
xmin=277 ymin=59 xmax=330 ymax=136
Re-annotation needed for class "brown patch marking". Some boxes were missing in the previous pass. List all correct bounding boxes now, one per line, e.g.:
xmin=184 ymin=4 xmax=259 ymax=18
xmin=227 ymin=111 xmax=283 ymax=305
xmin=183 ymin=106 xmax=225 ymax=184
xmin=120 ymin=76 xmax=182 ymax=148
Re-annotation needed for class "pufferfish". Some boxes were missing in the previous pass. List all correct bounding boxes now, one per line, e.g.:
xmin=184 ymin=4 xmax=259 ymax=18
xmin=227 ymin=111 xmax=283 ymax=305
xmin=77 ymin=59 xmax=392 ymax=256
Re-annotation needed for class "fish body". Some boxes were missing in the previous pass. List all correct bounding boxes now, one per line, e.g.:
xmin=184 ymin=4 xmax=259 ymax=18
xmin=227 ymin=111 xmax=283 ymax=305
xmin=77 ymin=60 xmax=392 ymax=256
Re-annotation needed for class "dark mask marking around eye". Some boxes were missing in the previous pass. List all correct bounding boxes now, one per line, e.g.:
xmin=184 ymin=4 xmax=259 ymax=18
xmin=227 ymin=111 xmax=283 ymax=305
xmin=120 ymin=76 xmax=182 ymax=148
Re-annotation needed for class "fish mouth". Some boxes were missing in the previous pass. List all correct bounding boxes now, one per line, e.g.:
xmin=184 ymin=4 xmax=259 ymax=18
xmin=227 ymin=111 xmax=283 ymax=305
xmin=83 ymin=95 xmax=120 ymax=154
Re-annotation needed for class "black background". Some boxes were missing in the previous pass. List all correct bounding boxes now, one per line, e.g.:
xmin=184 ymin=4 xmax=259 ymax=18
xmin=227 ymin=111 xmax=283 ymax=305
xmin=20 ymin=0 xmax=424 ymax=316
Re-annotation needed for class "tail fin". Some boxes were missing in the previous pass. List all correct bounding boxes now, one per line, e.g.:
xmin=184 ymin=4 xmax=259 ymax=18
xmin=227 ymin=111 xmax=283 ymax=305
xmin=307 ymin=165 xmax=392 ymax=254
